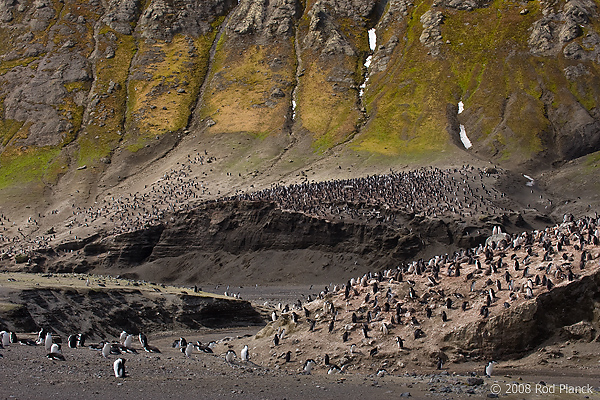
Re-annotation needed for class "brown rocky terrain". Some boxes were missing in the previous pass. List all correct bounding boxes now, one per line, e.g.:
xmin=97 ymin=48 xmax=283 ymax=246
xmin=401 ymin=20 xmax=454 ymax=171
xmin=1 ymin=214 xmax=600 ymax=399
xmin=2 ymin=0 xmax=600 ymax=397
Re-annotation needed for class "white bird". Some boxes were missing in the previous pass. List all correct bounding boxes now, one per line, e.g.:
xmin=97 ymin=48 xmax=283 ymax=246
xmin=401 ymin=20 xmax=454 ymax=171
xmin=123 ymin=334 xmax=133 ymax=349
xmin=185 ymin=342 xmax=194 ymax=358
xmin=240 ymin=345 xmax=249 ymax=362
xmin=113 ymin=358 xmax=126 ymax=378
xmin=102 ymin=342 xmax=111 ymax=358
xmin=225 ymin=350 xmax=236 ymax=363
xmin=485 ymin=361 xmax=497 ymax=377
xmin=45 ymin=332 xmax=53 ymax=352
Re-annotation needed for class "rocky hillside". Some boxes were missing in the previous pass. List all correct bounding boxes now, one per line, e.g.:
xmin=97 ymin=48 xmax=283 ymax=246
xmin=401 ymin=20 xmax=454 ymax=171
xmin=0 ymin=272 xmax=264 ymax=339
xmin=0 ymin=0 xmax=599 ymax=213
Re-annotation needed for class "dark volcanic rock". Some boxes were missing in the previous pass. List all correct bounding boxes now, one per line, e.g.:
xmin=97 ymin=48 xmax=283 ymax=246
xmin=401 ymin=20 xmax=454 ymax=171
xmin=227 ymin=0 xmax=300 ymax=39
xmin=0 ymin=287 xmax=263 ymax=340
xmin=139 ymin=0 xmax=236 ymax=41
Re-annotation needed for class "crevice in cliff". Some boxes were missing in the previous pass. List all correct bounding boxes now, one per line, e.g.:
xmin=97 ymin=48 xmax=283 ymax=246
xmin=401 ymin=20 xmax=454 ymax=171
xmin=190 ymin=8 xmax=237 ymax=131
xmin=290 ymin=14 xmax=304 ymax=127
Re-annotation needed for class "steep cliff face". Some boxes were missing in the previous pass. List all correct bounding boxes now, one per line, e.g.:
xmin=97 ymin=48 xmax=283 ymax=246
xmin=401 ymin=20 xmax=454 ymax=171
xmin=21 ymin=199 xmax=538 ymax=286
xmin=443 ymin=267 xmax=600 ymax=359
xmin=0 ymin=0 xmax=599 ymax=203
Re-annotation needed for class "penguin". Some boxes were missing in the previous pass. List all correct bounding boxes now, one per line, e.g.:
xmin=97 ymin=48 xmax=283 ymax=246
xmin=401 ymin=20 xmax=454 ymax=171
xmin=285 ymin=351 xmax=291 ymax=363
xmin=225 ymin=349 xmax=236 ymax=363
xmin=441 ymin=311 xmax=448 ymax=322
xmin=437 ymin=358 xmax=444 ymax=370
xmin=9 ymin=332 xmax=17 ymax=344
xmin=102 ymin=342 xmax=111 ymax=358
xmin=342 ymin=331 xmax=349 ymax=342
xmin=369 ymin=347 xmax=378 ymax=357
xmin=50 ymin=343 xmax=61 ymax=354
xmin=184 ymin=342 xmax=194 ymax=358
xmin=36 ymin=328 xmax=46 ymax=345
xmin=328 ymin=365 xmax=342 ymax=374
xmin=114 ymin=358 xmax=126 ymax=378
xmin=273 ymin=333 xmax=280 ymax=346
xmin=119 ymin=331 xmax=128 ymax=344
xmin=0 ymin=331 xmax=9 ymax=347
xmin=485 ymin=360 xmax=496 ymax=377
xmin=144 ymin=343 xmax=161 ymax=353
xmin=44 ymin=332 xmax=53 ymax=352
xmin=362 ymin=324 xmax=369 ymax=339
xmin=303 ymin=359 xmax=316 ymax=375
xmin=328 ymin=320 xmax=335 ymax=333
xmin=381 ymin=322 xmax=389 ymax=335
xmin=240 ymin=345 xmax=249 ymax=362
xmin=68 ymin=334 xmax=78 ymax=349
xmin=46 ymin=342 xmax=64 ymax=360
xmin=123 ymin=334 xmax=133 ymax=349
xmin=77 ymin=333 xmax=86 ymax=347
xmin=396 ymin=336 xmax=404 ymax=349
xmin=139 ymin=333 xmax=148 ymax=349
xmin=195 ymin=341 xmax=213 ymax=354
xmin=46 ymin=351 xmax=65 ymax=361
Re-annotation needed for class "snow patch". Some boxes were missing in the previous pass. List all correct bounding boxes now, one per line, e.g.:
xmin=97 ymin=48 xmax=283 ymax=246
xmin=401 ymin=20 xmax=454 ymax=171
xmin=458 ymin=101 xmax=464 ymax=114
xmin=523 ymin=174 xmax=535 ymax=187
xmin=459 ymin=125 xmax=472 ymax=149
xmin=292 ymin=99 xmax=297 ymax=120
xmin=368 ymin=28 xmax=377 ymax=51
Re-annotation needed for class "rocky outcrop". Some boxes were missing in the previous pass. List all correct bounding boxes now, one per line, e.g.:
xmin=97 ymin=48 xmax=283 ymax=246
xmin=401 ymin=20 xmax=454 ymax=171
xmin=102 ymin=0 xmax=140 ymax=35
xmin=0 ymin=287 xmax=264 ymax=340
xmin=528 ymin=0 xmax=598 ymax=58
xmin=419 ymin=9 xmax=444 ymax=57
xmin=139 ymin=0 xmax=236 ymax=41
xmin=302 ymin=0 xmax=376 ymax=56
xmin=443 ymin=269 xmax=600 ymax=359
xmin=227 ymin=0 xmax=299 ymax=39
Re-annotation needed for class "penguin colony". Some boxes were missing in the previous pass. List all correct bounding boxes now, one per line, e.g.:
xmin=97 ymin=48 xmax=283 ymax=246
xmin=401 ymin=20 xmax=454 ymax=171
xmin=1 ymin=165 xmax=524 ymax=260
xmin=239 ymin=214 xmax=600 ymax=375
